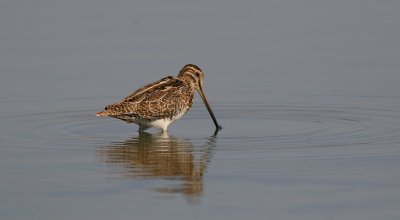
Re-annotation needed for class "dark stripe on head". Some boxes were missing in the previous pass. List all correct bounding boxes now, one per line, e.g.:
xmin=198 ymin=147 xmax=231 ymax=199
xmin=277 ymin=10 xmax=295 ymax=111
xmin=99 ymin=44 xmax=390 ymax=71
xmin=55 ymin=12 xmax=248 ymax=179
xmin=178 ymin=64 xmax=202 ymax=76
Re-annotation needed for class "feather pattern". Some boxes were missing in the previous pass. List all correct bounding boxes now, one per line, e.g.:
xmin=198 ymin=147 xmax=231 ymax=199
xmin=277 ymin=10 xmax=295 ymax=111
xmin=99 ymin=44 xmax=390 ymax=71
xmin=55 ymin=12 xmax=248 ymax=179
xmin=96 ymin=64 xmax=219 ymax=133
xmin=98 ymin=76 xmax=194 ymax=120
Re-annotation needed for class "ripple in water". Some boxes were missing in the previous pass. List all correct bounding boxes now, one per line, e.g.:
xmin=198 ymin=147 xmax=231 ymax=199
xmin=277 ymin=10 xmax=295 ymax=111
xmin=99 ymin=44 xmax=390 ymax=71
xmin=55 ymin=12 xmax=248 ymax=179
xmin=1 ymin=100 xmax=400 ymax=153
xmin=219 ymin=103 xmax=400 ymax=148
xmin=1 ymin=99 xmax=400 ymax=202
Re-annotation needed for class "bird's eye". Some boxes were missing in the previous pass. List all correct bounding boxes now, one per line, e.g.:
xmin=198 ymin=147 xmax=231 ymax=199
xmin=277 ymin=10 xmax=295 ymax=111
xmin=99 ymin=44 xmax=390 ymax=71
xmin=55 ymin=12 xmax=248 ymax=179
xmin=195 ymin=72 xmax=200 ymax=77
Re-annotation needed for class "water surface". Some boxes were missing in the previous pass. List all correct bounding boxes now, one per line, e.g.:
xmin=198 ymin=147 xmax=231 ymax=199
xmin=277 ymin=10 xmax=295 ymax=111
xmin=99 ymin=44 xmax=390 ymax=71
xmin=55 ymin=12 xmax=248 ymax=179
xmin=1 ymin=0 xmax=400 ymax=220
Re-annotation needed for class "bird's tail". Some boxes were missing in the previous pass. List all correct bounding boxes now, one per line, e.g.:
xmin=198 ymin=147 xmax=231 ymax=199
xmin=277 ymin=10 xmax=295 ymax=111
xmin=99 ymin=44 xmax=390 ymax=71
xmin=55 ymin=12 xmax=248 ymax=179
xmin=96 ymin=103 xmax=130 ymax=117
xmin=95 ymin=111 xmax=111 ymax=117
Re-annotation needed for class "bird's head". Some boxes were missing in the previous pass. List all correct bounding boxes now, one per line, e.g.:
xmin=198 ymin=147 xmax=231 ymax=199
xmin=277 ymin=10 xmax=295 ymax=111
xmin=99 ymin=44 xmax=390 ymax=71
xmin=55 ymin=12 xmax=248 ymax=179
xmin=177 ymin=64 xmax=221 ymax=133
xmin=178 ymin=64 xmax=204 ymax=89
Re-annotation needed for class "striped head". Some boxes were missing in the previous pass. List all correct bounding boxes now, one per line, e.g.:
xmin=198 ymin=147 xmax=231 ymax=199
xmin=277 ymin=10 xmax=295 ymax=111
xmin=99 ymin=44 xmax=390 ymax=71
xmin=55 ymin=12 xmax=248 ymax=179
xmin=177 ymin=64 xmax=221 ymax=131
xmin=177 ymin=64 xmax=204 ymax=90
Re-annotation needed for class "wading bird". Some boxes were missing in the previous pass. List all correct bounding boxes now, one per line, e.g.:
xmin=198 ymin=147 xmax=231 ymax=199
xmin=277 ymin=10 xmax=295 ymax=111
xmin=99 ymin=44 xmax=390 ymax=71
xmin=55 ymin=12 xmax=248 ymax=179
xmin=96 ymin=64 xmax=222 ymax=134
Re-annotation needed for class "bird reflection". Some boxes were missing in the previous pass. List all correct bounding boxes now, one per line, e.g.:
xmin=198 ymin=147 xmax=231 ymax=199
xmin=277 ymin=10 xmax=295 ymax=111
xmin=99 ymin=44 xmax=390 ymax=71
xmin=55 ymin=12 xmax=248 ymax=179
xmin=97 ymin=132 xmax=216 ymax=203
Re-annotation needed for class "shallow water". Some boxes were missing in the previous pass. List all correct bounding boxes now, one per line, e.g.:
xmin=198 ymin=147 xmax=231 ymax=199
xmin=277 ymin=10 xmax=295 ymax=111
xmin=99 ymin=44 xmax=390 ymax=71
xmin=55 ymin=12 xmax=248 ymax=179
xmin=1 ymin=0 xmax=400 ymax=220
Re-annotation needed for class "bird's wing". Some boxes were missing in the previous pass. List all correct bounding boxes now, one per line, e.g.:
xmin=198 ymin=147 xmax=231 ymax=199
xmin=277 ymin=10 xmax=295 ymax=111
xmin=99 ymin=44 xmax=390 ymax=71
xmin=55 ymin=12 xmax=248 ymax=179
xmin=101 ymin=76 xmax=191 ymax=119
xmin=121 ymin=76 xmax=174 ymax=103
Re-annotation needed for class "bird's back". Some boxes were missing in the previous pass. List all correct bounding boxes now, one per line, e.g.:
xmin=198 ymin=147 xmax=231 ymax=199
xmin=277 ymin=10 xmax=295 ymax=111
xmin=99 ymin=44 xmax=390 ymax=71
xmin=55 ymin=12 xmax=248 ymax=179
xmin=96 ymin=76 xmax=195 ymax=122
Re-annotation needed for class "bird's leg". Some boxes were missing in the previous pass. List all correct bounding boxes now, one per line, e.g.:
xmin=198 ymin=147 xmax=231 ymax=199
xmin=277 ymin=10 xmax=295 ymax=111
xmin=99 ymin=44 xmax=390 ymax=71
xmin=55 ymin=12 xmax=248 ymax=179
xmin=138 ymin=124 xmax=149 ymax=133
xmin=158 ymin=129 xmax=169 ymax=138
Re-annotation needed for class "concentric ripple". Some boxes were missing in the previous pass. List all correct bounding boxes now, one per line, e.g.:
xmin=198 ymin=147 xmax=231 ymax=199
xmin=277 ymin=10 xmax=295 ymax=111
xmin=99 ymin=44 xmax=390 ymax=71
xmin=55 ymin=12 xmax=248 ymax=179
xmin=0 ymin=109 xmax=104 ymax=150
xmin=1 ymin=99 xmax=400 ymax=156
xmin=217 ymin=103 xmax=400 ymax=148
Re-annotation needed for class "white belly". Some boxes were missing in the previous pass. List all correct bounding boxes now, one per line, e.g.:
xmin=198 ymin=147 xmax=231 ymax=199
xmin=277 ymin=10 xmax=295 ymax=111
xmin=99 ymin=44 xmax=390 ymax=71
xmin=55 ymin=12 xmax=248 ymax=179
xmin=144 ymin=111 xmax=186 ymax=132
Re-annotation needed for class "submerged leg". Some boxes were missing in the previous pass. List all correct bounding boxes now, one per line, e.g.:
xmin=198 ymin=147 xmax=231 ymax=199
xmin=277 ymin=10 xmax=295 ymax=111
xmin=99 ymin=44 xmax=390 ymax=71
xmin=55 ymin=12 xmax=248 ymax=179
xmin=138 ymin=124 xmax=150 ymax=133
xmin=161 ymin=127 xmax=168 ymax=135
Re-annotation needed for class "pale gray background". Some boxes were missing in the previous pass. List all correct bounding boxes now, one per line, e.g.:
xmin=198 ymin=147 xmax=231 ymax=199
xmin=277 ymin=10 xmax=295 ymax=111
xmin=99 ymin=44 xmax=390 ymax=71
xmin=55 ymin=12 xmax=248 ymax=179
xmin=1 ymin=0 xmax=400 ymax=220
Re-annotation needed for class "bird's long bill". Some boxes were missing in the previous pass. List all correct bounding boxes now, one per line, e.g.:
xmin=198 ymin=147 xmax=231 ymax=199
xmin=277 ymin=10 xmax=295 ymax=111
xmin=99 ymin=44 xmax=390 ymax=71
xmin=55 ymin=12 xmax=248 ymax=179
xmin=197 ymin=86 xmax=221 ymax=131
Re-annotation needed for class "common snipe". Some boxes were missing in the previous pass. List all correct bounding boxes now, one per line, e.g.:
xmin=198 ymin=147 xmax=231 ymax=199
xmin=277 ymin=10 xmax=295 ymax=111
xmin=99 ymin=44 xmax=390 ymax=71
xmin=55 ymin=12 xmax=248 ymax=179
xmin=96 ymin=64 xmax=222 ymax=134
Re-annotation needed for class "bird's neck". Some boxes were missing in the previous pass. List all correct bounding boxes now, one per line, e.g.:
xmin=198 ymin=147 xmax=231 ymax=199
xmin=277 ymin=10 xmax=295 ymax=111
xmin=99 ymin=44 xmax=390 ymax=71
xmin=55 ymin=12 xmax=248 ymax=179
xmin=177 ymin=74 xmax=198 ymax=89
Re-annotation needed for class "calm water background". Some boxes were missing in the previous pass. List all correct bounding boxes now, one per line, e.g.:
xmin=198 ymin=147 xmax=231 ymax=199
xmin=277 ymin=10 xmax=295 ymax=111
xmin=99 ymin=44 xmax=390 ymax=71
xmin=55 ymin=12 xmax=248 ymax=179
xmin=1 ymin=0 xmax=400 ymax=219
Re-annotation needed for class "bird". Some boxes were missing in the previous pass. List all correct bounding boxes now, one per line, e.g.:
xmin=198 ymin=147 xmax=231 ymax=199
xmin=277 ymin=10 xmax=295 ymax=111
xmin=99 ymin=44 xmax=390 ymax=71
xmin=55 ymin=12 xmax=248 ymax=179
xmin=96 ymin=64 xmax=222 ymax=134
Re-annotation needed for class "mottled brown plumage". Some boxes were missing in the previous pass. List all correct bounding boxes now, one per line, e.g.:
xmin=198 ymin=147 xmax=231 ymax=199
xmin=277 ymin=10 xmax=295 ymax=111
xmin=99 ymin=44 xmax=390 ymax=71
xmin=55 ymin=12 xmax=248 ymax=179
xmin=96 ymin=64 xmax=221 ymax=133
